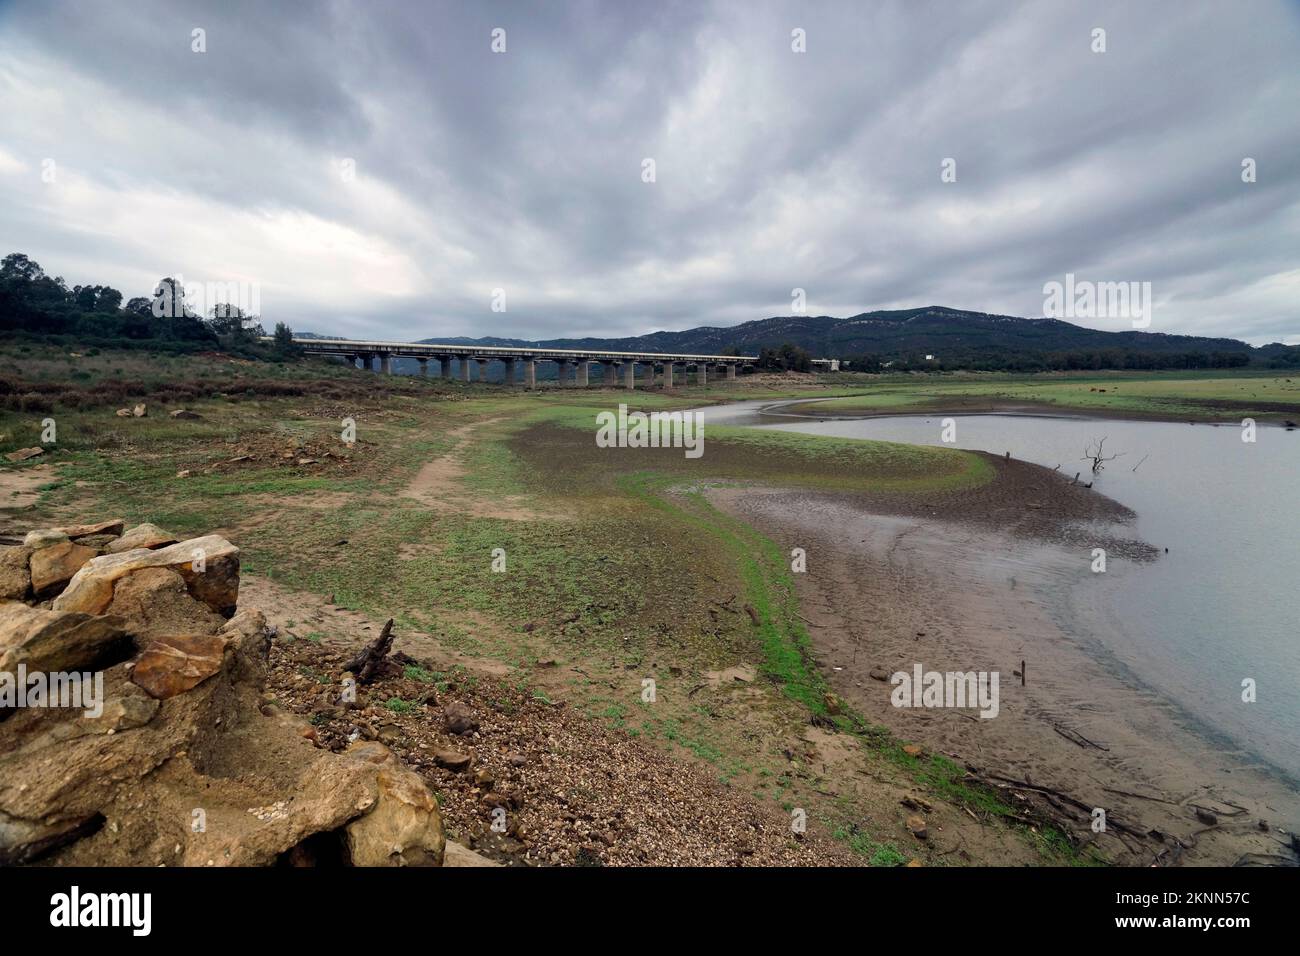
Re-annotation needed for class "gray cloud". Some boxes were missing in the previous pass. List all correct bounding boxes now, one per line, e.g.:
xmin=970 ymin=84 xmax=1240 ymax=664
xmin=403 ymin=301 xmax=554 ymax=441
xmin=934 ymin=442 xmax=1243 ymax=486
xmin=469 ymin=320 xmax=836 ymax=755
xmin=1 ymin=0 xmax=1297 ymax=344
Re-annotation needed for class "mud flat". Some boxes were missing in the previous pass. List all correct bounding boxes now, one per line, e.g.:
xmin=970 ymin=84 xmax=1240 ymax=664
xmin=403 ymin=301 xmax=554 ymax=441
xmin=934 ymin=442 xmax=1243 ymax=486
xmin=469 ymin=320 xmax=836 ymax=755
xmin=709 ymin=472 xmax=1300 ymax=866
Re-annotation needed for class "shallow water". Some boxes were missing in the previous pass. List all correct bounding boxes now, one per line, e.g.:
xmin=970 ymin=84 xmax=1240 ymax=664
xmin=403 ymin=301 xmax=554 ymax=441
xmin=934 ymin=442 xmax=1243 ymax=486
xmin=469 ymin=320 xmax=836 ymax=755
xmin=703 ymin=400 xmax=1300 ymax=779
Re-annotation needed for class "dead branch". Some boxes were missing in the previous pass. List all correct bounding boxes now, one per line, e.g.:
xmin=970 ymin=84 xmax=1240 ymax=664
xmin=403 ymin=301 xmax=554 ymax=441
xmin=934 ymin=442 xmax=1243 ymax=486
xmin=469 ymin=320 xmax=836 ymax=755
xmin=1052 ymin=723 xmax=1110 ymax=751
xmin=343 ymin=618 xmax=395 ymax=684
xmin=1082 ymin=436 xmax=1125 ymax=473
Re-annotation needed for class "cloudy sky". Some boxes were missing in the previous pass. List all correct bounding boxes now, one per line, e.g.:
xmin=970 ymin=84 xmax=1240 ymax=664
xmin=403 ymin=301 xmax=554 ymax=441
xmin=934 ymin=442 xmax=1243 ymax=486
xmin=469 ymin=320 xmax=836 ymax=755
xmin=1 ymin=0 xmax=1297 ymax=344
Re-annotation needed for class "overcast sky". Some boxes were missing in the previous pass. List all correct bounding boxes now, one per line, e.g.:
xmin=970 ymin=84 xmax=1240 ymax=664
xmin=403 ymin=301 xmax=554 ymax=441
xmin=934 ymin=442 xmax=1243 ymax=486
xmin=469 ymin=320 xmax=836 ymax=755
xmin=1 ymin=0 xmax=1297 ymax=344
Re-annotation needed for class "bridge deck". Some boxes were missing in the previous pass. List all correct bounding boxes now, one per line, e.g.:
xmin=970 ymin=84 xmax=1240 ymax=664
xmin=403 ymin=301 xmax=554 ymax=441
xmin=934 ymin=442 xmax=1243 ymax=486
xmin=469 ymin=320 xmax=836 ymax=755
xmin=273 ymin=337 xmax=755 ymax=363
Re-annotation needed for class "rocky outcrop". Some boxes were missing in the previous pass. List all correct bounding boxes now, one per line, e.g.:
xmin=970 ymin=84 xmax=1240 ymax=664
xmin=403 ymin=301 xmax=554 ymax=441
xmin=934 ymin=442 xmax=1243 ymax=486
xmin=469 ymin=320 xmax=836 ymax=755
xmin=102 ymin=566 xmax=225 ymax=641
xmin=0 ymin=518 xmax=447 ymax=868
xmin=54 ymin=534 xmax=240 ymax=617
xmin=130 ymin=632 xmax=228 ymax=699
xmin=340 ymin=743 xmax=446 ymax=867
xmin=51 ymin=519 xmax=126 ymax=540
xmin=0 ymin=602 xmax=130 ymax=675
xmin=0 ymin=545 xmax=31 ymax=601
xmin=107 ymin=523 xmax=178 ymax=554
xmin=29 ymin=541 xmax=98 ymax=598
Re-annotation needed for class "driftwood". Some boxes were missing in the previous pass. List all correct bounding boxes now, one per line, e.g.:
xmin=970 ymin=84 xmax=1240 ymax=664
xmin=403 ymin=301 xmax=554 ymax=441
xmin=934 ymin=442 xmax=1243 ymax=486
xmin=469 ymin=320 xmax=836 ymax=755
xmin=1102 ymin=786 xmax=1179 ymax=806
xmin=979 ymin=771 xmax=1147 ymax=839
xmin=1052 ymin=723 xmax=1110 ymax=751
xmin=343 ymin=618 xmax=395 ymax=684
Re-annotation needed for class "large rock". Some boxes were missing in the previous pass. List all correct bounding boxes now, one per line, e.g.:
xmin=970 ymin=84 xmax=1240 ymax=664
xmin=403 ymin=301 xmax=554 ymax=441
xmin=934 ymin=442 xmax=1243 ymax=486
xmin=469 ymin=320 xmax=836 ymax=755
xmin=54 ymin=535 xmax=239 ymax=617
xmin=0 ymin=810 xmax=103 ymax=866
xmin=443 ymin=840 xmax=502 ymax=867
xmin=23 ymin=529 xmax=68 ymax=549
xmin=29 ymin=541 xmax=98 ymax=598
xmin=2 ymin=529 xmax=450 ymax=869
xmin=103 ymin=567 xmax=225 ymax=641
xmin=107 ymin=523 xmax=177 ymax=554
xmin=0 ymin=602 xmax=130 ymax=675
xmin=50 ymin=519 xmax=125 ymax=540
xmin=342 ymin=743 xmax=446 ymax=866
xmin=130 ymin=633 xmax=228 ymax=699
xmin=0 ymin=546 xmax=32 ymax=601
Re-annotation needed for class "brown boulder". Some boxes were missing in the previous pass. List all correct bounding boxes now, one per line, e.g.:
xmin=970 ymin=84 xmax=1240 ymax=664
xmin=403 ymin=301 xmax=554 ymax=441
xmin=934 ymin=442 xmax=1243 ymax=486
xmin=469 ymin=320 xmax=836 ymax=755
xmin=0 ymin=546 xmax=32 ymax=601
xmin=3 ymin=447 xmax=44 ymax=463
xmin=22 ymin=529 xmax=68 ymax=548
xmin=343 ymin=744 xmax=446 ymax=866
xmin=130 ymin=633 xmax=228 ymax=699
xmin=51 ymin=519 xmax=125 ymax=540
xmin=169 ymin=409 xmax=202 ymax=420
xmin=433 ymin=749 xmax=472 ymax=772
xmin=53 ymin=535 xmax=239 ymax=617
xmin=104 ymin=567 xmax=225 ymax=641
xmin=0 ymin=810 xmax=103 ymax=866
xmin=29 ymin=541 xmax=98 ymax=598
xmin=443 ymin=840 xmax=502 ymax=867
xmin=0 ymin=596 xmax=448 ymax=869
xmin=442 ymin=701 xmax=478 ymax=735
xmin=107 ymin=523 xmax=178 ymax=554
xmin=0 ymin=602 xmax=130 ymax=674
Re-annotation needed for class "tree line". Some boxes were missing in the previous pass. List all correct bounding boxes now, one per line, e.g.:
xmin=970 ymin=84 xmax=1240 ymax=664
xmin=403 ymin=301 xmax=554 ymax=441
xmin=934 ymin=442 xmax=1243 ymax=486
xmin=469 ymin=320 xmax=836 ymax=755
xmin=844 ymin=348 xmax=1258 ymax=373
xmin=0 ymin=252 xmax=298 ymax=357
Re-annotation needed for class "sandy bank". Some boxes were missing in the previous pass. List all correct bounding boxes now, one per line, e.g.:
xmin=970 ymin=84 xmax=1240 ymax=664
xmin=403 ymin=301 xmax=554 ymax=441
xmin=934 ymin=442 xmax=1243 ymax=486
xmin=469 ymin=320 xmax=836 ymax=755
xmin=708 ymin=482 xmax=1300 ymax=866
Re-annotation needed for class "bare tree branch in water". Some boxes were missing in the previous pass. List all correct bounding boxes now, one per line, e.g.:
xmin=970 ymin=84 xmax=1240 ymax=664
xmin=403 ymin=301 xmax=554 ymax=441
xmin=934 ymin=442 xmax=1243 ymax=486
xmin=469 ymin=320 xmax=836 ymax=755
xmin=1082 ymin=436 xmax=1125 ymax=473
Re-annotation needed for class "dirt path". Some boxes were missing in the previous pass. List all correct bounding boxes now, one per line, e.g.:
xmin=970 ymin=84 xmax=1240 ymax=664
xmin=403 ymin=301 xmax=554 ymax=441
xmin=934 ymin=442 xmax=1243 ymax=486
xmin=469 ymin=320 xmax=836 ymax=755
xmin=400 ymin=418 xmax=555 ymax=521
xmin=710 ymin=486 xmax=1300 ymax=866
xmin=0 ymin=464 xmax=56 ymax=514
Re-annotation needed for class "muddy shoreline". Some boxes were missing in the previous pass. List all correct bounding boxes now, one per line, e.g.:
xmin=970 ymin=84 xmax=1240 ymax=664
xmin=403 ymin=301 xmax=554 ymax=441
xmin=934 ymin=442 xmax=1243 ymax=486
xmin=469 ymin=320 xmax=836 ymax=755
xmin=771 ymin=396 xmax=1300 ymax=425
xmin=708 ymin=475 xmax=1300 ymax=866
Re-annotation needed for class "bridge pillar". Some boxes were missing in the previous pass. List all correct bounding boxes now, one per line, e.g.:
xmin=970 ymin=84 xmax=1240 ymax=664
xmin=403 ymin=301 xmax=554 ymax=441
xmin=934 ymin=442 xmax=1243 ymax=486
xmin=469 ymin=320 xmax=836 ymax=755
xmin=624 ymin=362 xmax=635 ymax=390
xmin=379 ymin=354 xmax=392 ymax=374
xmin=556 ymin=359 xmax=570 ymax=386
xmin=576 ymin=360 xmax=590 ymax=387
xmin=476 ymin=358 xmax=489 ymax=382
xmin=504 ymin=358 xmax=516 ymax=386
xmin=460 ymin=357 xmax=472 ymax=382
xmin=439 ymin=357 xmax=452 ymax=379
xmin=367 ymin=353 xmax=380 ymax=372
xmin=602 ymin=363 xmax=617 ymax=387
xmin=642 ymin=363 xmax=655 ymax=388
xmin=524 ymin=359 xmax=536 ymax=389
xmin=417 ymin=357 xmax=428 ymax=377
xmin=662 ymin=362 xmax=674 ymax=388
xmin=727 ymin=363 xmax=737 ymax=381
xmin=696 ymin=362 xmax=707 ymax=386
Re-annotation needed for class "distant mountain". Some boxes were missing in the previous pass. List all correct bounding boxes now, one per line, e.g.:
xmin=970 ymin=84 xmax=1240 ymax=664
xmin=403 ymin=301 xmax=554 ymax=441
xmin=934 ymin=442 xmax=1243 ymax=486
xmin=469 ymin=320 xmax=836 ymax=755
xmin=412 ymin=307 xmax=1265 ymax=359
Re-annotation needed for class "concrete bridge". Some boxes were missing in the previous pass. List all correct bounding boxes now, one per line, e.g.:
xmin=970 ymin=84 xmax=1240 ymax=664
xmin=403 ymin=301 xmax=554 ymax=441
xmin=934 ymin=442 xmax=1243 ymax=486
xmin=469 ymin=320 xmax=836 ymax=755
xmin=278 ymin=337 xmax=757 ymax=390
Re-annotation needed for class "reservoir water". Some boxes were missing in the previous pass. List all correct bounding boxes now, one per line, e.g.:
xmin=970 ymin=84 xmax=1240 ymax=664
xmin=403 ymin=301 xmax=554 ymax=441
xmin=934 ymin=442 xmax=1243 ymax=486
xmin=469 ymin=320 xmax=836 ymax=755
xmin=703 ymin=400 xmax=1300 ymax=781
